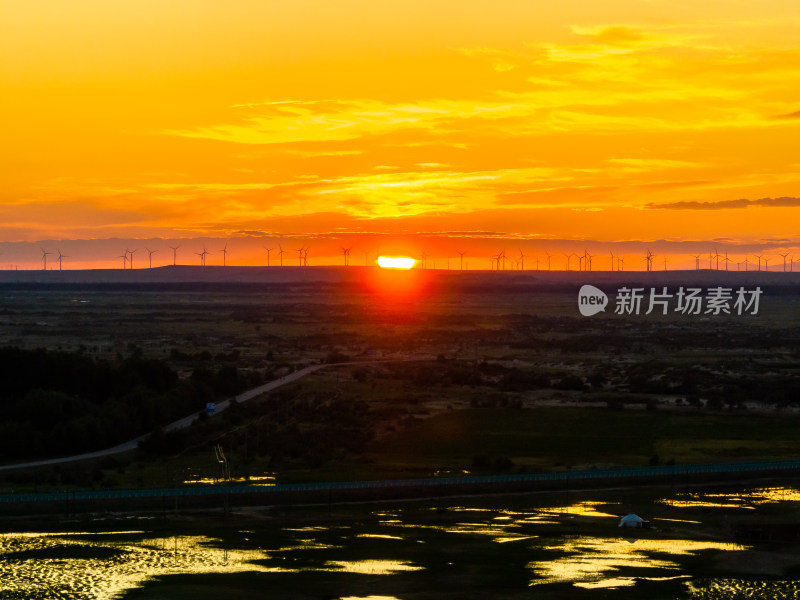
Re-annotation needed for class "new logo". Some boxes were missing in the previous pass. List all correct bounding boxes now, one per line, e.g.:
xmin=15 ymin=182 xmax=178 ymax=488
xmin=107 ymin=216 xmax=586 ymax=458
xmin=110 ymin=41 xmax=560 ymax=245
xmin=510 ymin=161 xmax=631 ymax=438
xmin=578 ymin=284 xmax=608 ymax=316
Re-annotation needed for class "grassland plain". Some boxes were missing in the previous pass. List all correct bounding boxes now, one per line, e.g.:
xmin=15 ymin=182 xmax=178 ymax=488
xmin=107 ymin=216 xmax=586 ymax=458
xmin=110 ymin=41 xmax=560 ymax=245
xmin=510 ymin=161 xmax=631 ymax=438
xmin=0 ymin=268 xmax=799 ymax=491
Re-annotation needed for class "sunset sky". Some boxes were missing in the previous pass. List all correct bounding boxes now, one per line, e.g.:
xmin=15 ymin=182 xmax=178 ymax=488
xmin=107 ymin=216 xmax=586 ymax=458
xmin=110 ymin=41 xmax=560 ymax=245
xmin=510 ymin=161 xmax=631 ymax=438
xmin=2 ymin=1 xmax=800 ymax=270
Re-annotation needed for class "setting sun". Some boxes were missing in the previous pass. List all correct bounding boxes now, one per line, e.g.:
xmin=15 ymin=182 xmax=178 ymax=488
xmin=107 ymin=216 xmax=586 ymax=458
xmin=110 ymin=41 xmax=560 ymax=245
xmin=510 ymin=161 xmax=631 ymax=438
xmin=377 ymin=257 xmax=416 ymax=269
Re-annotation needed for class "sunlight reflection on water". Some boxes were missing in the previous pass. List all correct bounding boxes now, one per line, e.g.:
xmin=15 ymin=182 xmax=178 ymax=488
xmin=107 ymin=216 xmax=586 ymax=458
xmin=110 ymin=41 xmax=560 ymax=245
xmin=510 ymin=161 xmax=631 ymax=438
xmin=529 ymin=537 xmax=745 ymax=588
xmin=0 ymin=532 xmax=276 ymax=600
xmin=2 ymin=485 xmax=800 ymax=597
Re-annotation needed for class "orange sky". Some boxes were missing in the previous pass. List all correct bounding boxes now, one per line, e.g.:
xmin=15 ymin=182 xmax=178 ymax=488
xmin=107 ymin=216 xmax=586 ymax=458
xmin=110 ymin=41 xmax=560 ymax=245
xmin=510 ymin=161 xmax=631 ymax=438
xmin=2 ymin=1 xmax=800 ymax=270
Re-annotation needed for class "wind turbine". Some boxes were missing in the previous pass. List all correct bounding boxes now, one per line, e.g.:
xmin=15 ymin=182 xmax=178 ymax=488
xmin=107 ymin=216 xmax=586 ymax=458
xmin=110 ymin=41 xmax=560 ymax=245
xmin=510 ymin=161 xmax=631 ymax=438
xmin=586 ymin=251 xmax=594 ymax=272
xmin=755 ymin=254 xmax=763 ymax=271
xmin=545 ymin=251 xmax=551 ymax=271
xmin=645 ymin=249 xmax=655 ymax=272
xmin=494 ymin=250 xmax=504 ymax=271
xmin=278 ymin=245 xmax=286 ymax=267
xmin=714 ymin=248 xmax=720 ymax=271
xmin=169 ymin=245 xmax=180 ymax=266
xmin=518 ymin=249 xmax=526 ymax=271
xmin=303 ymin=247 xmax=310 ymax=267
xmin=264 ymin=247 xmax=274 ymax=266
xmin=779 ymin=251 xmax=790 ymax=272
xmin=40 ymin=248 xmax=53 ymax=271
xmin=56 ymin=249 xmax=67 ymax=271
xmin=127 ymin=248 xmax=137 ymax=270
xmin=220 ymin=243 xmax=229 ymax=267
xmin=457 ymin=251 xmax=466 ymax=271
xmin=341 ymin=247 xmax=351 ymax=267
xmin=764 ymin=257 xmax=770 ymax=271
xmin=564 ymin=253 xmax=574 ymax=271
xmin=692 ymin=254 xmax=701 ymax=270
xmin=609 ymin=251 xmax=616 ymax=272
xmin=118 ymin=253 xmax=128 ymax=269
xmin=146 ymin=247 xmax=158 ymax=269
xmin=723 ymin=251 xmax=731 ymax=271
xmin=420 ymin=251 xmax=428 ymax=269
xmin=195 ymin=247 xmax=209 ymax=266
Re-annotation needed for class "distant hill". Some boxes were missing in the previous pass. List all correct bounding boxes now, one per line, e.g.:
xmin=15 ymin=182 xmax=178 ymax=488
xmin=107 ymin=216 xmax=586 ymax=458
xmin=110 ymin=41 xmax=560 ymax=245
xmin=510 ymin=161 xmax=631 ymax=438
xmin=0 ymin=265 xmax=799 ymax=288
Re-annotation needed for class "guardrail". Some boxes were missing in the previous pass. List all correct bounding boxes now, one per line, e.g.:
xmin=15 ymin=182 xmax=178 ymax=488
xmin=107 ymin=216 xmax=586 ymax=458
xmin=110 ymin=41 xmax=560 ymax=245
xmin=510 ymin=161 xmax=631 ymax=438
xmin=2 ymin=459 xmax=799 ymax=506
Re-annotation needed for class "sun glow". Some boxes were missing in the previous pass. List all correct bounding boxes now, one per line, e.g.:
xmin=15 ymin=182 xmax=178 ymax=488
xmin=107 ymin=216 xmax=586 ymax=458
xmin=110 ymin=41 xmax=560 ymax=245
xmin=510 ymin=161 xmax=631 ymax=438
xmin=377 ymin=256 xmax=416 ymax=269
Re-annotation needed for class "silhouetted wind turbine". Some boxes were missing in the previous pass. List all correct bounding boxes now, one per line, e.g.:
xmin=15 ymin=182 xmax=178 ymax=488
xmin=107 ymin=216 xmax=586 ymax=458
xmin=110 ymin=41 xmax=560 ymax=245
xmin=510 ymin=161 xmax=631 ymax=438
xmin=609 ymin=251 xmax=615 ymax=272
xmin=341 ymin=246 xmax=351 ymax=267
xmin=564 ymin=253 xmax=574 ymax=271
xmin=56 ymin=249 xmax=67 ymax=271
xmin=692 ymin=254 xmax=701 ymax=270
xmin=457 ymin=251 xmax=466 ymax=271
xmin=545 ymin=251 xmax=552 ymax=271
xmin=755 ymin=254 xmax=763 ymax=271
xmin=146 ymin=247 xmax=158 ymax=269
xmin=40 ymin=248 xmax=53 ymax=271
xmin=118 ymin=253 xmax=128 ymax=269
xmin=169 ymin=245 xmax=180 ymax=266
xmin=264 ymin=247 xmax=274 ymax=267
xmin=128 ymin=248 xmax=137 ymax=270
xmin=195 ymin=247 xmax=209 ymax=266
xmin=220 ymin=243 xmax=229 ymax=267
xmin=779 ymin=251 xmax=790 ymax=272
xmin=518 ymin=249 xmax=526 ymax=271
xmin=723 ymin=251 xmax=731 ymax=271
xmin=303 ymin=247 xmax=310 ymax=267
xmin=764 ymin=257 xmax=770 ymax=271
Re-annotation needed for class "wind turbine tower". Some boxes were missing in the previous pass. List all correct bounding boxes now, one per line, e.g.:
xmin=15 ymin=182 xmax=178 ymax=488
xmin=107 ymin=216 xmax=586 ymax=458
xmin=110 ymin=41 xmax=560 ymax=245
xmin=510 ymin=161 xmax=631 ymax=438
xmin=169 ymin=245 xmax=180 ymax=266
xmin=40 ymin=248 xmax=53 ymax=271
xmin=779 ymin=251 xmax=790 ymax=272
xmin=146 ymin=247 xmax=158 ymax=269
xmin=457 ymin=251 xmax=466 ymax=271
xmin=264 ymin=247 xmax=273 ymax=267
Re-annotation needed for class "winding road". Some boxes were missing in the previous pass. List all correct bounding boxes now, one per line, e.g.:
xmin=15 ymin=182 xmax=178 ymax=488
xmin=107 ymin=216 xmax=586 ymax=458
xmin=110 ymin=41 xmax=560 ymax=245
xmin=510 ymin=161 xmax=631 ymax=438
xmin=0 ymin=357 xmax=430 ymax=472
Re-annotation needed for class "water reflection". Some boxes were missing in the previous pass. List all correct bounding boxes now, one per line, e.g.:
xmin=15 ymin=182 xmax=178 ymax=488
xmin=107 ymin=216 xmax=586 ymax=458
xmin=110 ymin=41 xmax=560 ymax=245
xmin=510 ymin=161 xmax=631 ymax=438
xmin=0 ymin=532 xmax=276 ymax=600
xmin=529 ymin=536 xmax=744 ymax=588
xmin=662 ymin=486 xmax=800 ymax=509
xmin=323 ymin=560 xmax=423 ymax=574
xmin=1 ymin=484 xmax=799 ymax=597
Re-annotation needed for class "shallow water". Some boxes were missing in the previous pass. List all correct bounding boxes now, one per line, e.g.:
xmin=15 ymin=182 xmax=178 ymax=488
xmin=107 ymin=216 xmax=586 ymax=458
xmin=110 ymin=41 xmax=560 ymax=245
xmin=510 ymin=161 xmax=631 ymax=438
xmin=1 ymin=484 xmax=799 ymax=598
